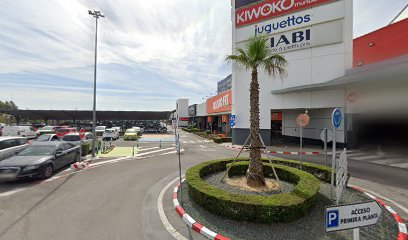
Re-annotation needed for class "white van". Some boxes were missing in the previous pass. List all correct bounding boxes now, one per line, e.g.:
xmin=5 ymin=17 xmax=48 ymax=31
xmin=2 ymin=126 xmax=38 ymax=139
xmin=0 ymin=136 xmax=29 ymax=161
xmin=95 ymin=126 xmax=107 ymax=137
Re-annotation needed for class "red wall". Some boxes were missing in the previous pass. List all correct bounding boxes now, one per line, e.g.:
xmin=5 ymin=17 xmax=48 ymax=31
xmin=353 ymin=18 xmax=408 ymax=67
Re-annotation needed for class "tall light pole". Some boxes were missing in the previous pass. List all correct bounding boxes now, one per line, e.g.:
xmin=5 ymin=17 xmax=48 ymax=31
xmin=89 ymin=10 xmax=104 ymax=158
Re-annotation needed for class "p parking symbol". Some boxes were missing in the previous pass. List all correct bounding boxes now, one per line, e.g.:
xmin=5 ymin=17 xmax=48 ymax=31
xmin=327 ymin=210 xmax=339 ymax=228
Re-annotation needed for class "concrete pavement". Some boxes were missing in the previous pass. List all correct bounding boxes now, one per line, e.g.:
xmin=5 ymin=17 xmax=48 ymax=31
xmin=0 ymin=130 xmax=406 ymax=240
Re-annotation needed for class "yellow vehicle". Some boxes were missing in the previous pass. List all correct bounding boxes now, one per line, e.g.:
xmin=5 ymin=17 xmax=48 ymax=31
xmin=123 ymin=128 xmax=140 ymax=141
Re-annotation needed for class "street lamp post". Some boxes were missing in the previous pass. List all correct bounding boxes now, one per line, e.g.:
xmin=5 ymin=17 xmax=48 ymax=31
xmin=89 ymin=10 xmax=104 ymax=158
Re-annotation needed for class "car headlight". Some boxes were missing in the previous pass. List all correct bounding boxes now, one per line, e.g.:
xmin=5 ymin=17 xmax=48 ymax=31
xmin=22 ymin=165 xmax=40 ymax=172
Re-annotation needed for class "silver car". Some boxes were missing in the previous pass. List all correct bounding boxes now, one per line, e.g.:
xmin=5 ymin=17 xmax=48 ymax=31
xmin=0 ymin=136 xmax=29 ymax=161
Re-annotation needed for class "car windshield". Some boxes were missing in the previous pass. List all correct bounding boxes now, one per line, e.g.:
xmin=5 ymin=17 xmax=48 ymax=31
xmin=95 ymin=127 xmax=105 ymax=130
xmin=17 ymin=145 xmax=56 ymax=156
xmin=40 ymin=126 xmax=54 ymax=131
xmin=37 ymin=135 xmax=51 ymax=141
xmin=105 ymin=130 xmax=114 ymax=133
xmin=126 ymin=129 xmax=136 ymax=133
xmin=62 ymin=135 xmax=80 ymax=141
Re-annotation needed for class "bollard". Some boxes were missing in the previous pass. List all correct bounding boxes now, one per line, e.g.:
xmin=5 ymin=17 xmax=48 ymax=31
xmin=132 ymin=143 xmax=135 ymax=157
xmin=159 ymin=140 xmax=162 ymax=149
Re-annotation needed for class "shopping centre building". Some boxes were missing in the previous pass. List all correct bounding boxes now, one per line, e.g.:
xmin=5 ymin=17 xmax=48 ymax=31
xmin=176 ymin=0 xmax=408 ymax=149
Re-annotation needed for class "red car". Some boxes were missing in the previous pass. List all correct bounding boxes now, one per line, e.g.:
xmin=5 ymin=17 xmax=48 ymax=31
xmin=55 ymin=127 xmax=77 ymax=139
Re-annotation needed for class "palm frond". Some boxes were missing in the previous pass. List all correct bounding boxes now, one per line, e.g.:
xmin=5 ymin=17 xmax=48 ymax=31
xmin=225 ymin=48 xmax=252 ymax=70
xmin=261 ymin=54 xmax=288 ymax=79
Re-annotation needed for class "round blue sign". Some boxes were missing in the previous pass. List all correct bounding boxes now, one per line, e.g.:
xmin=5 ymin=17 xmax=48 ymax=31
xmin=332 ymin=108 xmax=342 ymax=129
xmin=229 ymin=120 xmax=236 ymax=127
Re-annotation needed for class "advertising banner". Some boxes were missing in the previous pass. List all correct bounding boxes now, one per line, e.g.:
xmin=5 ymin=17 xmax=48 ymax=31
xmin=235 ymin=0 xmax=335 ymax=27
xmin=217 ymin=75 xmax=232 ymax=94
xmin=207 ymin=89 xmax=232 ymax=114
xmin=188 ymin=104 xmax=197 ymax=117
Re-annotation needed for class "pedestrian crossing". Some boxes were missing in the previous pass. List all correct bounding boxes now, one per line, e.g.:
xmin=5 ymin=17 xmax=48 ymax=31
xmin=180 ymin=140 xmax=212 ymax=145
xmin=330 ymin=150 xmax=408 ymax=170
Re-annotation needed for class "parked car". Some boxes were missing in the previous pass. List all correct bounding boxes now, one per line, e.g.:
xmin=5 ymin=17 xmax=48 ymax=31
xmin=61 ymin=132 xmax=99 ymax=155
xmin=0 ymin=136 xmax=29 ymax=161
xmin=2 ymin=126 xmax=38 ymax=139
xmin=35 ymin=134 xmax=59 ymax=142
xmin=95 ymin=126 xmax=106 ymax=137
xmin=145 ymin=126 xmax=158 ymax=133
xmin=38 ymin=126 xmax=56 ymax=135
xmin=0 ymin=142 xmax=81 ymax=181
xmin=131 ymin=127 xmax=143 ymax=136
xmin=112 ymin=127 xmax=121 ymax=132
xmin=102 ymin=129 xmax=119 ymax=141
xmin=55 ymin=127 xmax=77 ymax=139
xmin=123 ymin=129 xmax=139 ymax=141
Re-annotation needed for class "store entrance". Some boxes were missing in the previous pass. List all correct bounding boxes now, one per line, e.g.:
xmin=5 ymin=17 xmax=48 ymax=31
xmin=355 ymin=115 xmax=408 ymax=149
xmin=271 ymin=112 xmax=283 ymax=141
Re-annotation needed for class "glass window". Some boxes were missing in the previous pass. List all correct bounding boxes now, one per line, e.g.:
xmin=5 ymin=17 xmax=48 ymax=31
xmin=37 ymin=135 xmax=51 ymax=142
xmin=18 ymin=145 xmax=56 ymax=156
xmin=86 ymin=134 xmax=93 ymax=140
xmin=62 ymin=135 xmax=81 ymax=141
xmin=2 ymin=139 xmax=17 ymax=148
xmin=63 ymin=143 xmax=74 ymax=150
xmin=17 ymin=138 xmax=28 ymax=145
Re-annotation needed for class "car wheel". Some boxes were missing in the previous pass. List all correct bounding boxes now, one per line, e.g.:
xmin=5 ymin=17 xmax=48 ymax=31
xmin=41 ymin=164 xmax=54 ymax=179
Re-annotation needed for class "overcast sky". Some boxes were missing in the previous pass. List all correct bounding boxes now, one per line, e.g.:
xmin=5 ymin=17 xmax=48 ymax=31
xmin=0 ymin=0 xmax=407 ymax=111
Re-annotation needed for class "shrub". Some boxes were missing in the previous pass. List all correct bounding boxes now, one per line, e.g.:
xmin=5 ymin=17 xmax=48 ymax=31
xmin=212 ymin=137 xmax=232 ymax=143
xmin=186 ymin=158 xmax=320 ymax=223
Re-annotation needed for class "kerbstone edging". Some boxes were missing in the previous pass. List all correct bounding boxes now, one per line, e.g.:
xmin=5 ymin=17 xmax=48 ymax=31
xmin=172 ymin=179 xmax=230 ymax=240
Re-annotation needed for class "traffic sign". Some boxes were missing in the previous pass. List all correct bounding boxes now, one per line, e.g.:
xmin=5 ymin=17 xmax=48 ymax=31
xmin=229 ymin=120 xmax=236 ymax=127
xmin=79 ymin=128 xmax=86 ymax=139
xmin=320 ymin=129 xmax=333 ymax=142
xmin=230 ymin=115 xmax=236 ymax=121
xmin=296 ymin=114 xmax=310 ymax=127
xmin=325 ymin=201 xmax=382 ymax=232
xmin=332 ymin=108 xmax=342 ymax=129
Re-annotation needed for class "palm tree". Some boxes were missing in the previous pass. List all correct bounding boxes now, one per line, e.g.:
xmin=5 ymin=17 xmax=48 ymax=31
xmin=226 ymin=37 xmax=287 ymax=187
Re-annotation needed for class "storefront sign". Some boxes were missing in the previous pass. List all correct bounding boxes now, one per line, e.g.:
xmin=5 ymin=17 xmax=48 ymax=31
xmin=271 ymin=112 xmax=282 ymax=121
xmin=207 ymin=116 xmax=213 ymax=122
xmin=235 ymin=1 xmax=345 ymax=43
xmin=235 ymin=0 xmax=335 ymax=27
xmin=207 ymin=89 xmax=232 ymax=114
xmin=221 ymin=115 xmax=228 ymax=123
xmin=179 ymin=117 xmax=189 ymax=121
xmin=217 ymin=75 xmax=232 ymax=94
xmin=188 ymin=104 xmax=197 ymax=117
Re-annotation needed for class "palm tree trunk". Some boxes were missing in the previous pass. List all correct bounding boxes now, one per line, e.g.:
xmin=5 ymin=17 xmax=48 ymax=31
xmin=246 ymin=67 xmax=266 ymax=187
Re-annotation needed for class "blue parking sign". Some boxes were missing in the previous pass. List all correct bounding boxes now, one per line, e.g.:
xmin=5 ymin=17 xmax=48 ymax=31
xmin=230 ymin=115 xmax=236 ymax=121
xmin=327 ymin=210 xmax=339 ymax=228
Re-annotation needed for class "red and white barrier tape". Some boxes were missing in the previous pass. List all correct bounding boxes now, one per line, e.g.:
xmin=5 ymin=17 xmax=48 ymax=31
xmin=350 ymin=185 xmax=407 ymax=240
xmin=225 ymin=145 xmax=321 ymax=155
xmin=173 ymin=180 xmax=230 ymax=240
xmin=71 ymin=161 xmax=90 ymax=170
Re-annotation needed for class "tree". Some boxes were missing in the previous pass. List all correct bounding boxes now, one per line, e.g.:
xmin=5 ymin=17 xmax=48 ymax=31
xmin=226 ymin=37 xmax=287 ymax=187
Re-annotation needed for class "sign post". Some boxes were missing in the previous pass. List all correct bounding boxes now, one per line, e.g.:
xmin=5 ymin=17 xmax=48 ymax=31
xmin=326 ymin=201 xmax=382 ymax=240
xmin=320 ymin=128 xmax=333 ymax=168
xmin=229 ymin=115 xmax=236 ymax=128
xmin=296 ymin=113 xmax=310 ymax=166
xmin=331 ymin=108 xmax=342 ymax=199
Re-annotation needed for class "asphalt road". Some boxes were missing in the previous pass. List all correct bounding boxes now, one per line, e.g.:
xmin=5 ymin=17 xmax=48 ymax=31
xmin=0 ymin=130 xmax=406 ymax=240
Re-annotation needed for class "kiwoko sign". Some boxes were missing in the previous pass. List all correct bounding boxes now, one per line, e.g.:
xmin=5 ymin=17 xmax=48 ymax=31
xmin=235 ymin=0 xmax=335 ymax=27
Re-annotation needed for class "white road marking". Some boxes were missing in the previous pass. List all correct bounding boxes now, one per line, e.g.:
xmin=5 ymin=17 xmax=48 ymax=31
xmin=139 ymin=147 xmax=160 ymax=152
xmin=349 ymin=184 xmax=408 ymax=214
xmin=157 ymin=176 xmax=187 ymax=240
xmin=0 ymin=188 xmax=25 ymax=197
xmin=158 ymin=149 xmax=185 ymax=156
xmin=136 ymin=147 xmax=175 ymax=157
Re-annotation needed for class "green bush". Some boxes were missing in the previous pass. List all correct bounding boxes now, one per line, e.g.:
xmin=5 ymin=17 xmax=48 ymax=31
xmin=212 ymin=137 xmax=232 ymax=143
xmin=186 ymin=158 xmax=320 ymax=223
xmin=81 ymin=144 xmax=90 ymax=156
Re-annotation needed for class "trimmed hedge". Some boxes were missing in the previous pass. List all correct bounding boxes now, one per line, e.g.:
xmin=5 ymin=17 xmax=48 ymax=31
xmin=186 ymin=158 xmax=320 ymax=223
xmin=212 ymin=137 xmax=232 ymax=143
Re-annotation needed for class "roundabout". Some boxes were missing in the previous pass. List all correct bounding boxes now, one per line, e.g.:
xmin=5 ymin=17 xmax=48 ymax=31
xmin=167 ymin=158 xmax=405 ymax=240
